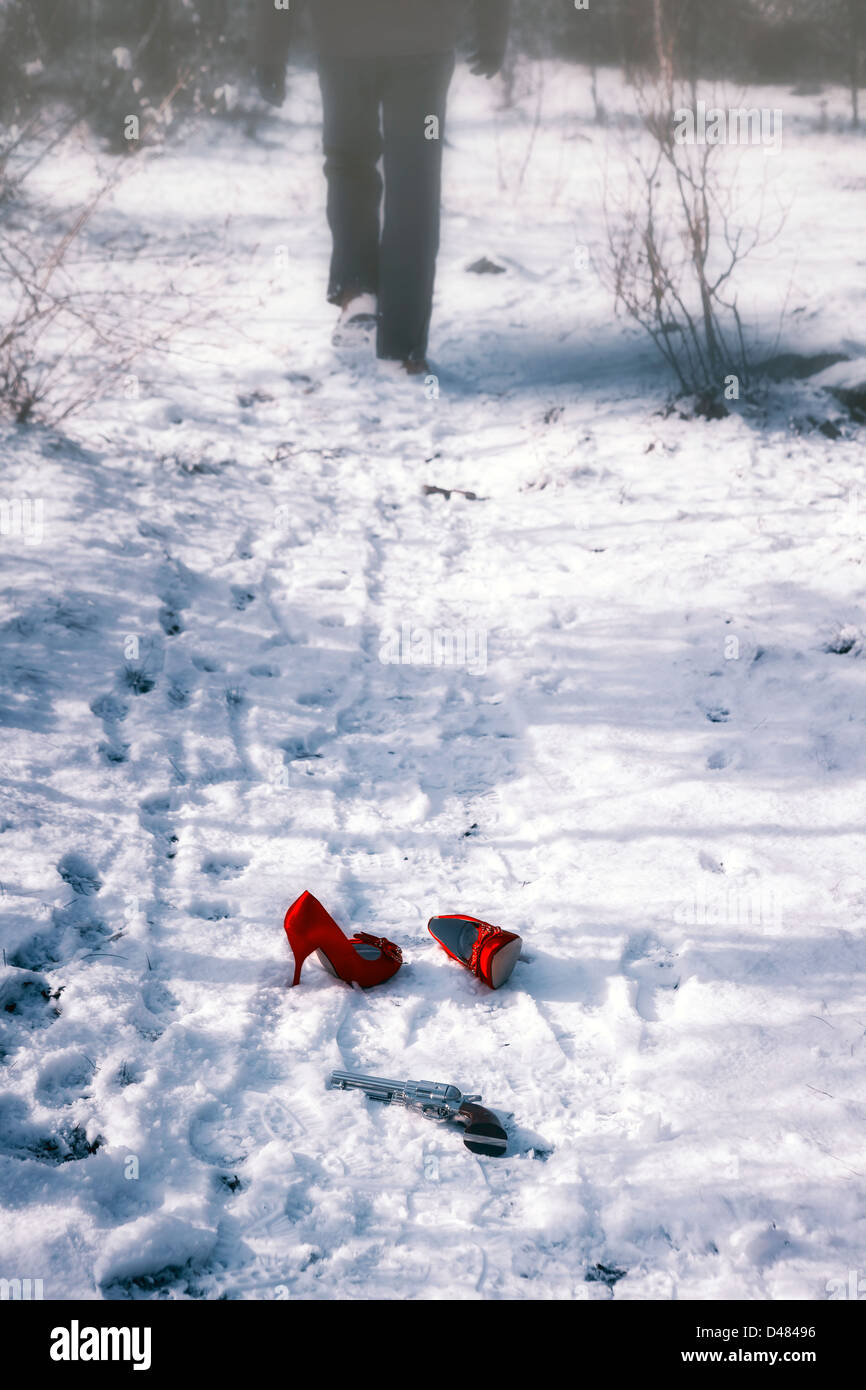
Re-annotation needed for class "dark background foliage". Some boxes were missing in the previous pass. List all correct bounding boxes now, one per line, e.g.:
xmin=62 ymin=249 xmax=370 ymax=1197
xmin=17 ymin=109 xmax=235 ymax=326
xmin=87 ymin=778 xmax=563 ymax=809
xmin=0 ymin=0 xmax=864 ymax=136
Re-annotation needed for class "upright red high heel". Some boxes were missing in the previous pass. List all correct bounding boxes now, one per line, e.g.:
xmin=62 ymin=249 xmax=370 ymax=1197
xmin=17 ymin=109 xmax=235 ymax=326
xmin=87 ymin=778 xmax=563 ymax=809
xmin=283 ymin=891 xmax=402 ymax=988
xmin=428 ymin=913 xmax=522 ymax=989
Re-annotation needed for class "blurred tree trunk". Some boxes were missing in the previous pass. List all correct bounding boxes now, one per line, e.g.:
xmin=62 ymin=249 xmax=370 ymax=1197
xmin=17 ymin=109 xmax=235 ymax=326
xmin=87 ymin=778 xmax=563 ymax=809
xmin=849 ymin=0 xmax=864 ymax=127
xmin=619 ymin=0 xmax=648 ymax=83
xmin=197 ymin=0 xmax=228 ymax=37
xmin=652 ymin=0 xmax=675 ymax=104
xmin=138 ymin=0 xmax=174 ymax=82
xmin=29 ymin=0 xmax=80 ymax=56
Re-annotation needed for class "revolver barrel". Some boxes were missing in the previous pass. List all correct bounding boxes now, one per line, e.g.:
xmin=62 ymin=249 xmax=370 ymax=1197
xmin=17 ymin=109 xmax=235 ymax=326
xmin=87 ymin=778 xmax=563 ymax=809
xmin=329 ymin=1070 xmax=406 ymax=1097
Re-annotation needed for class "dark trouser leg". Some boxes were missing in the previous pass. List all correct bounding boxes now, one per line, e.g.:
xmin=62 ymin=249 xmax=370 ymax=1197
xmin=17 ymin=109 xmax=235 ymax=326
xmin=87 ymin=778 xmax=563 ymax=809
xmin=377 ymin=52 xmax=456 ymax=362
xmin=317 ymin=56 xmax=383 ymax=305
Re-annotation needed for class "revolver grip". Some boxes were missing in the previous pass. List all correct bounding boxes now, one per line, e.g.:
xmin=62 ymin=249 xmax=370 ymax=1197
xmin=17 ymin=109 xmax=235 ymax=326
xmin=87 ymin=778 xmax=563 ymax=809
xmin=458 ymin=1101 xmax=508 ymax=1157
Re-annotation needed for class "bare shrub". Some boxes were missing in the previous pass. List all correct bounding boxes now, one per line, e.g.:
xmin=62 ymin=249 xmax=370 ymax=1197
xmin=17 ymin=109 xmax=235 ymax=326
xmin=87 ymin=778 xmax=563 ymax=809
xmin=0 ymin=127 xmax=209 ymax=426
xmin=602 ymin=17 xmax=788 ymax=397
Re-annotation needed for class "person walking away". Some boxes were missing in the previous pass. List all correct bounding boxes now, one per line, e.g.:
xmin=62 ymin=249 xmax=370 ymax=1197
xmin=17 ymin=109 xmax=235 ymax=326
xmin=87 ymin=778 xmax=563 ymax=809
xmin=254 ymin=0 xmax=512 ymax=376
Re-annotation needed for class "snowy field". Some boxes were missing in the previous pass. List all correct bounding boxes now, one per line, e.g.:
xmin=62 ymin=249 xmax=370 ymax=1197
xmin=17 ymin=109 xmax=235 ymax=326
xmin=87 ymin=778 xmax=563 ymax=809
xmin=1 ymin=61 xmax=865 ymax=1301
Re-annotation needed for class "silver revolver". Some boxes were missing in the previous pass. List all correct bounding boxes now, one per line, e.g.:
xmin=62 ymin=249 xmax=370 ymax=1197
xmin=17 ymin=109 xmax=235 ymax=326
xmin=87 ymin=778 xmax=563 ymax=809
xmin=328 ymin=1069 xmax=507 ymax=1156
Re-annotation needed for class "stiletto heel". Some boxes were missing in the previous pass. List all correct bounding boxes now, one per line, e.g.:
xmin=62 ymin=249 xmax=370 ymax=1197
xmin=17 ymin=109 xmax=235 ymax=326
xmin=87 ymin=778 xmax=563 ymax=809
xmin=290 ymin=948 xmax=309 ymax=988
xmin=283 ymin=891 xmax=402 ymax=988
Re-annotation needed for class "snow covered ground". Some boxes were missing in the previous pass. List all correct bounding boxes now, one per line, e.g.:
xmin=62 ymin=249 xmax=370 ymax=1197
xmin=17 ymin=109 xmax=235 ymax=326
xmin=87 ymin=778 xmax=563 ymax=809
xmin=1 ymin=62 xmax=865 ymax=1301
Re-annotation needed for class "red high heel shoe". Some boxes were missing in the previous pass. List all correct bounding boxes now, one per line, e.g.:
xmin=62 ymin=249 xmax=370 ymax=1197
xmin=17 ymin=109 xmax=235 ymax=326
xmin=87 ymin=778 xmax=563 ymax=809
xmin=428 ymin=913 xmax=522 ymax=989
xmin=283 ymin=891 xmax=402 ymax=988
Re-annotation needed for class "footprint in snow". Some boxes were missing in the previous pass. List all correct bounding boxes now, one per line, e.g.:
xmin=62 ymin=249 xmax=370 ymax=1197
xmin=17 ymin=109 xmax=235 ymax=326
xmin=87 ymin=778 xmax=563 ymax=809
xmin=188 ymin=899 xmax=232 ymax=921
xmin=36 ymin=1051 xmax=95 ymax=1107
xmin=0 ymin=974 xmax=62 ymax=1042
xmin=158 ymin=605 xmax=184 ymax=636
xmin=231 ymin=585 xmax=256 ymax=611
xmin=99 ymin=739 xmax=130 ymax=765
xmin=280 ymin=734 xmax=325 ymax=761
xmin=585 ymin=1263 xmax=628 ymax=1289
xmin=703 ymin=704 xmax=730 ymax=723
xmin=189 ymin=1096 xmax=298 ymax=1168
xmin=192 ymin=653 xmax=222 ymax=673
xmin=621 ymin=932 xmax=680 ymax=1023
xmin=90 ymin=693 xmax=128 ymax=724
xmin=201 ymin=855 xmax=248 ymax=880
xmin=0 ymin=1099 xmax=101 ymax=1165
xmin=296 ymin=688 xmax=337 ymax=708
xmin=235 ymin=530 xmax=255 ymax=560
xmin=91 ymin=691 xmax=130 ymax=761
xmin=706 ymin=749 xmax=731 ymax=770
xmin=58 ymin=852 xmax=102 ymax=896
xmin=50 ymin=595 xmax=99 ymax=634
xmin=6 ymin=930 xmax=62 ymax=972
xmin=141 ymin=979 xmax=179 ymax=1017
xmin=51 ymin=897 xmax=112 ymax=954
